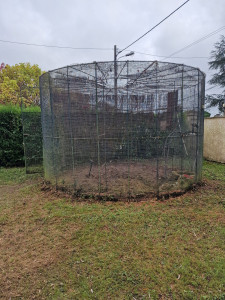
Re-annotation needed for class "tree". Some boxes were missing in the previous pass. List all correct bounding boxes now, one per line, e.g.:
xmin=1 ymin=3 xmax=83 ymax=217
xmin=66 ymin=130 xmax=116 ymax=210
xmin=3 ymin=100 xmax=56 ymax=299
xmin=0 ymin=63 xmax=43 ymax=106
xmin=0 ymin=63 xmax=5 ymax=71
xmin=204 ymin=111 xmax=211 ymax=118
xmin=206 ymin=35 xmax=225 ymax=113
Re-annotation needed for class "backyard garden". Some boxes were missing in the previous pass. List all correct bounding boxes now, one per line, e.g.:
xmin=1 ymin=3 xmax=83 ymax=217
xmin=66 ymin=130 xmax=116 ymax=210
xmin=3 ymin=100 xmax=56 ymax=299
xmin=0 ymin=61 xmax=224 ymax=299
xmin=0 ymin=160 xmax=224 ymax=299
xmin=1 ymin=9 xmax=225 ymax=300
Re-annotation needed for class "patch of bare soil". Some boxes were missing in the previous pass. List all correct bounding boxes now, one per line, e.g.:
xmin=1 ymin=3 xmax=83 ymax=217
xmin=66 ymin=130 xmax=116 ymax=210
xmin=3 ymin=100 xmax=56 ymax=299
xmin=46 ymin=159 xmax=195 ymax=201
xmin=57 ymin=160 xmax=180 ymax=196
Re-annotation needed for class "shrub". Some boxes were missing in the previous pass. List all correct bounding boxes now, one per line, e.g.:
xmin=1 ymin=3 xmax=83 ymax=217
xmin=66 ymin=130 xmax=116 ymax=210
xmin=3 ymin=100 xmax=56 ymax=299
xmin=0 ymin=104 xmax=41 ymax=167
xmin=0 ymin=105 xmax=24 ymax=167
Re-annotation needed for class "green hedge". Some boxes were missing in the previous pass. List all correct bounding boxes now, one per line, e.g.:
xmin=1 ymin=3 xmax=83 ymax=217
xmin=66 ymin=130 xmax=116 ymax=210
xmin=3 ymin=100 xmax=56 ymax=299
xmin=0 ymin=105 xmax=41 ymax=167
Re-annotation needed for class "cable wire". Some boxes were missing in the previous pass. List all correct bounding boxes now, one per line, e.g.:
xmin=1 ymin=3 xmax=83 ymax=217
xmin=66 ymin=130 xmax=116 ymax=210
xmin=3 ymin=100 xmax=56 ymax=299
xmin=205 ymin=86 xmax=220 ymax=92
xmin=0 ymin=39 xmax=113 ymax=51
xmin=124 ymin=26 xmax=225 ymax=61
xmin=130 ymin=50 xmax=208 ymax=59
xmin=163 ymin=25 xmax=225 ymax=60
xmin=119 ymin=0 xmax=190 ymax=54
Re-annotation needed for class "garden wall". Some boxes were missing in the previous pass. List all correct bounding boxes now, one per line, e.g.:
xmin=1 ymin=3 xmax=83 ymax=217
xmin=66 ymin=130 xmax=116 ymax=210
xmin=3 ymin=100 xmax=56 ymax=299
xmin=204 ymin=117 xmax=225 ymax=163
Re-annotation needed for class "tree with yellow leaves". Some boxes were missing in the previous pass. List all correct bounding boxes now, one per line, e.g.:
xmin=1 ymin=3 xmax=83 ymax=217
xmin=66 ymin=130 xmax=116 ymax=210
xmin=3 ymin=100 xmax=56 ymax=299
xmin=0 ymin=63 xmax=43 ymax=106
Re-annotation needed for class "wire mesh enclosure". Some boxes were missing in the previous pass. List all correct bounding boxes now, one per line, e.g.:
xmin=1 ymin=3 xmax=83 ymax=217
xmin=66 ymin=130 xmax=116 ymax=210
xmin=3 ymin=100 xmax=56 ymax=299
xmin=22 ymin=111 xmax=43 ymax=174
xmin=40 ymin=61 xmax=205 ymax=198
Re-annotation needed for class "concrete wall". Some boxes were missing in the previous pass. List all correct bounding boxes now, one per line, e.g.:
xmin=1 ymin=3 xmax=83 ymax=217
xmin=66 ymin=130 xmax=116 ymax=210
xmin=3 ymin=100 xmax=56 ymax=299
xmin=204 ymin=117 xmax=225 ymax=163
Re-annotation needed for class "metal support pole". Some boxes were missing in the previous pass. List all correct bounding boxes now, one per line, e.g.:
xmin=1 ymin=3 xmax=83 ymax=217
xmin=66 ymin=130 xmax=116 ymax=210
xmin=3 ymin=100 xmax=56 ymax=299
xmin=155 ymin=62 xmax=159 ymax=198
xmin=195 ymin=70 xmax=200 ymax=182
xmin=49 ymin=73 xmax=57 ymax=187
xmin=126 ymin=61 xmax=130 ymax=197
xmin=95 ymin=63 xmax=101 ymax=194
xmin=67 ymin=66 xmax=75 ymax=181
xmin=181 ymin=67 xmax=184 ymax=172
xmin=191 ymin=89 xmax=196 ymax=172
xmin=199 ymin=74 xmax=205 ymax=180
xmin=103 ymin=86 xmax=108 ymax=191
xmin=114 ymin=45 xmax=118 ymax=110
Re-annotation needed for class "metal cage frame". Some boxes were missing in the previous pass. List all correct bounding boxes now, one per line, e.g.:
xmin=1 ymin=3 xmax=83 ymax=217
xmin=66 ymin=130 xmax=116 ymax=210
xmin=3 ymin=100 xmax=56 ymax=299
xmin=40 ymin=60 xmax=205 ymax=198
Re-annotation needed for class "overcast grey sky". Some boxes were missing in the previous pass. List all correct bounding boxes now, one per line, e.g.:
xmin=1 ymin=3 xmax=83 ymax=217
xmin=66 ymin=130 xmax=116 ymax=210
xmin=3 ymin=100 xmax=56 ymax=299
xmin=0 ymin=0 xmax=224 ymax=99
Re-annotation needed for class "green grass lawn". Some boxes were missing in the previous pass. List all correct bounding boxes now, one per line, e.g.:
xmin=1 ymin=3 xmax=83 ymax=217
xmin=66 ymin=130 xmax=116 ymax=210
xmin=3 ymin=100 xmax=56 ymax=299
xmin=0 ymin=161 xmax=225 ymax=299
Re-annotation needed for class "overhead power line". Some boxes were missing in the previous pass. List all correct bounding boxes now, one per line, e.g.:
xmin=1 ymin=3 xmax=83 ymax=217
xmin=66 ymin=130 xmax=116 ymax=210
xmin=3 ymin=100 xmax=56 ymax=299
xmin=0 ymin=39 xmax=113 ymax=51
xmin=129 ymin=50 xmax=208 ymax=59
xmin=0 ymin=36 xmax=209 ymax=59
xmin=127 ymin=25 xmax=225 ymax=61
xmin=164 ymin=25 xmax=225 ymax=60
xmin=1 ymin=24 xmax=224 ymax=64
xmin=119 ymin=0 xmax=190 ymax=54
xmin=205 ymin=86 xmax=220 ymax=92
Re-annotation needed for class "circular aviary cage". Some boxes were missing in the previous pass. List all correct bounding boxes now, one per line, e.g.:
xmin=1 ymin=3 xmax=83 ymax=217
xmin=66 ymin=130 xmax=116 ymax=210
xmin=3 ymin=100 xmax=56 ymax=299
xmin=40 ymin=61 xmax=205 ymax=198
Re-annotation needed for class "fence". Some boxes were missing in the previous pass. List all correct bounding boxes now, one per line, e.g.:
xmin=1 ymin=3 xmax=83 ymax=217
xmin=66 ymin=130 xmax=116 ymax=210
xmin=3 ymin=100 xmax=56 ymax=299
xmin=21 ymin=110 xmax=43 ymax=173
xmin=204 ymin=117 xmax=225 ymax=163
xmin=40 ymin=61 xmax=205 ymax=198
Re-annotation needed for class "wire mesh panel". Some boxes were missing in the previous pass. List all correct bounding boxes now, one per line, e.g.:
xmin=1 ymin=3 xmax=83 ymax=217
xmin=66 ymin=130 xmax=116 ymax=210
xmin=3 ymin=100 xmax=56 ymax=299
xmin=22 ymin=111 xmax=43 ymax=174
xmin=40 ymin=61 xmax=205 ymax=198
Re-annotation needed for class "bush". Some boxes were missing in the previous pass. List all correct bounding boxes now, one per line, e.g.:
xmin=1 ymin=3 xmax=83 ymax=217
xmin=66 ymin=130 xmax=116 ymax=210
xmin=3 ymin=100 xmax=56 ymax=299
xmin=204 ymin=111 xmax=211 ymax=118
xmin=0 ymin=104 xmax=41 ymax=167
xmin=0 ymin=105 xmax=24 ymax=167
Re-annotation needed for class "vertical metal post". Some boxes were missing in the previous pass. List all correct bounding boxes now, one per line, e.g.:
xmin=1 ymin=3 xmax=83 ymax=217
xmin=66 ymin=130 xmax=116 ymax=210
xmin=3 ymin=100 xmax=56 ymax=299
xmin=195 ymin=70 xmax=200 ymax=182
xmin=103 ymin=86 xmax=108 ymax=191
xmin=199 ymin=73 xmax=205 ymax=180
xmin=126 ymin=61 xmax=130 ymax=197
xmin=20 ymin=86 xmax=28 ymax=173
xmin=114 ymin=45 xmax=118 ymax=110
xmin=191 ymin=91 xmax=195 ymax=172
xmin=155 ymin=62 xmax=159 ymax=198
xmin=67 ymin=66 xmax=75 ymax=180
xmin=49 ymin=73 xmax=57 ymax=187
xmin=95 ymin=63 xmax=101 ymax=194
xmin=181 ymin=66 xmax=184 ymax=173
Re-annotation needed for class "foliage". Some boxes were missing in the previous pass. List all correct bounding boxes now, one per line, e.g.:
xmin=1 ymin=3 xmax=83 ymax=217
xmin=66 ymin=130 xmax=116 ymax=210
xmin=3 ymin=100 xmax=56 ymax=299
xmin=0 ymin=103 xmax=21 ymax=113
xmin=0 ymin=63 xmax=42 ymax=106
xmin=0 ymin=105 xmax=24 ymax=167
xmin=204 ymin=111 xmax=211 ymax=118
xmin=206 ymin=94 xmax=225 ymax=113
xmin=206 ymin=35 xmax=225 ymax=113
xmin=0 ymin=104 xmax=42 ymax=167
xmin=0 ymin=104 xmax=41 ymax=114
xmin=0 ymin=62 xmax=5 ymax=71
xmin=209 ymin=35 xmax=225 ymax=87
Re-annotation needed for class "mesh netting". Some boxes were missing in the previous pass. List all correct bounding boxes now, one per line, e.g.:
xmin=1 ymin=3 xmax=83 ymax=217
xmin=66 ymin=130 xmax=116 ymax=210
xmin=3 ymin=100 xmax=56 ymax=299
xmin=40 ymin=60 xmax=205 ymax=198
xmin=22 ymin=112 xmax=43 ymax=174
